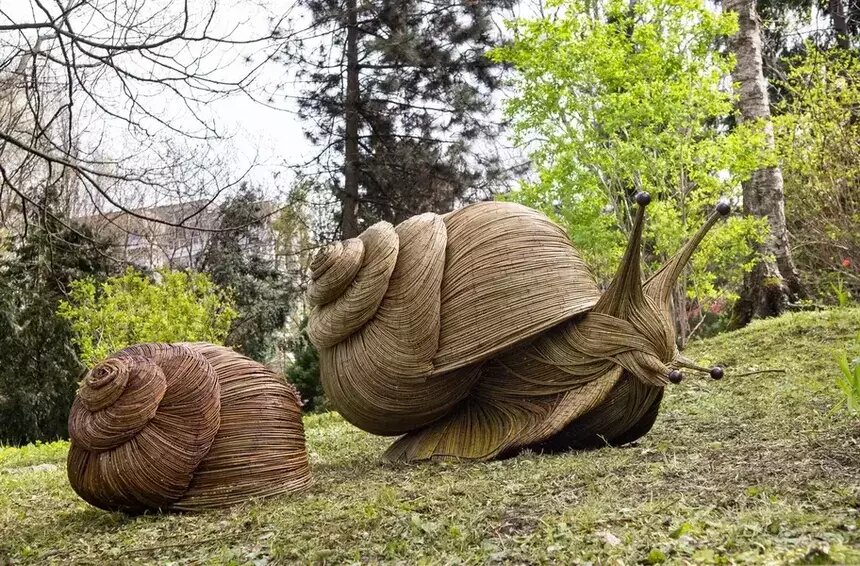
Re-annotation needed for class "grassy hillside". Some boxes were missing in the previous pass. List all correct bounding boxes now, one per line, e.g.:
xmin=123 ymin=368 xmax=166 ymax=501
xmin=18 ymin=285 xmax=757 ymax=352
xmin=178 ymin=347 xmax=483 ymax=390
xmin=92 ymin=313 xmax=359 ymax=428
xmin=1 ymin=309 xmax=859 ymax=564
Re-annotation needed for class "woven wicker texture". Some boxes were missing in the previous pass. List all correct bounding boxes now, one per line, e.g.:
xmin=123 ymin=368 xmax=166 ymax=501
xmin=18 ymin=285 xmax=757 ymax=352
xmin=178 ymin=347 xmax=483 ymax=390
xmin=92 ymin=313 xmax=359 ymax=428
xmin=309 ymin=198 xmax=728 ymax=461
xmin=67 ymin=343 xmax=312 ymax=512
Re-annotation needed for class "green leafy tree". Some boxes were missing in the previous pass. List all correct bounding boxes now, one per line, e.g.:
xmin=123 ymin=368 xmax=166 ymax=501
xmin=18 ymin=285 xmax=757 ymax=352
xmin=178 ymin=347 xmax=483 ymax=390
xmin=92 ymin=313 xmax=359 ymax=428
xmin=774 ymin=47 xmax=860 ymax=300
xmin=0 ymin=222 xmax=112 ymax=444
xmin=493 ymin=0 xmax=770 ymax=342
xmin=58 ymin=268 xmax=237 ymax=368
xmin=201 ymin=188 xmax=296 ymax=363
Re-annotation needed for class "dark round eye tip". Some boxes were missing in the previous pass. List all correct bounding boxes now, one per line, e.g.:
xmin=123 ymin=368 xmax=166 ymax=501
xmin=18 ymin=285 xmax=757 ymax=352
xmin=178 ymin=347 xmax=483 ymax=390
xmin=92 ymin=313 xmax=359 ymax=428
xmin=716 ymin=200 xmax=731 ymax=216
xmin=635 ymin=191 xmax=651 ymax=207
xmin=668 ymin=369 xmax=683 ymax=384
xmin=709 ymin=366 xmax=725 ymax=380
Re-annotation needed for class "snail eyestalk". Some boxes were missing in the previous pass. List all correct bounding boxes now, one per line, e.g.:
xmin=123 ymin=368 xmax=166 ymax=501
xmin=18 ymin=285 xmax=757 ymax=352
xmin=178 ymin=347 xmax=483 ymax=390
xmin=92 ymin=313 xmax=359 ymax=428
xmin=674 ymin=355 xmax=725 ymax=380
xmin=643 ymin=200 xmax=731 ymax=309
xmin=674 ymin=354 xmax=713 ymax=374
xmin=595 ymin=191 xmax=650 ymax=316
xmin=668 ymin=369 xmax=684 ymax=384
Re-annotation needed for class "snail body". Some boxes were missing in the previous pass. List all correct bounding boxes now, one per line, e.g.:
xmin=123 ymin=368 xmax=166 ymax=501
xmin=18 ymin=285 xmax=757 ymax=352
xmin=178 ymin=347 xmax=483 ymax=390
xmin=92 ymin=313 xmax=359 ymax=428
xmin=308 ymin=195 xmax=728 ymax=461
xmin=67 ymin=343 xmax=311 ymax=512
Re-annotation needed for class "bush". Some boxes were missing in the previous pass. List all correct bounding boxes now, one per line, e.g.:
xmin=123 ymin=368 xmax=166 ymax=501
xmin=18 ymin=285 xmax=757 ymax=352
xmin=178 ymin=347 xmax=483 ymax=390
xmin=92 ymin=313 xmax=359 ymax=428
xmin=775 ymin=47 xmax=860 ymax=302
xmin=57 ymin=267 xmax=237 ymax=367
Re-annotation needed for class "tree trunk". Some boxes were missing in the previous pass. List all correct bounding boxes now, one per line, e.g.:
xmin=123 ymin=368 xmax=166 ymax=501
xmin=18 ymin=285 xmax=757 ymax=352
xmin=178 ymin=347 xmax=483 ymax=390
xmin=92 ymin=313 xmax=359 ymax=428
xmin=830 ymin=0 xmax=850 ymax=50
xmin=341 ymin=0 xmax=361 ymax=239
xmin=725 ymin=0 xmax=804 ymax=329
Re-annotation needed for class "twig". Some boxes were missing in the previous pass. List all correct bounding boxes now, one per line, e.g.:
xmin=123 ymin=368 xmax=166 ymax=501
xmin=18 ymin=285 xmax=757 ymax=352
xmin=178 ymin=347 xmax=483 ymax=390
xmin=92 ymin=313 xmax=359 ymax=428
xmin=731 ymin=369 xmax=787 ymax=378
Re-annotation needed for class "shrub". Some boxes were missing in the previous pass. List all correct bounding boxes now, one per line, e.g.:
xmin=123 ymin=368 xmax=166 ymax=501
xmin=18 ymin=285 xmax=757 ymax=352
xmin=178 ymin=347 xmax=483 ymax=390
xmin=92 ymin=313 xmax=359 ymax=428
xmin=775 ymin=47 xmax=860 ymax=302
xmin=0 ymin=223 xmax=112 ymax=444
xmin=57 ymin=268 xmax=237 ymax=367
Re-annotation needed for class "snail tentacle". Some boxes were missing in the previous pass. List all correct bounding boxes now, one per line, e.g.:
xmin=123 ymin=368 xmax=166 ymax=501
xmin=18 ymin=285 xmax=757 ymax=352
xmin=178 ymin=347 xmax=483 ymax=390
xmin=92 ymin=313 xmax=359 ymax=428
xmin=310 ymin=198 xmax=728 ymax=462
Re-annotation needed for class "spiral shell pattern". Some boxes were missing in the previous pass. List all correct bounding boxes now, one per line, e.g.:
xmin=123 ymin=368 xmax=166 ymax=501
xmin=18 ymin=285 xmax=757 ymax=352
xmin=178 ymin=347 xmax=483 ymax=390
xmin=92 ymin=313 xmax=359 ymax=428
xmin=310 ymin=200 xmax=722 ymax=462
xmin=67 ymin=343 xmax=311 ymax=512
xmin=307 ymin=201 xmax=605 ymax=438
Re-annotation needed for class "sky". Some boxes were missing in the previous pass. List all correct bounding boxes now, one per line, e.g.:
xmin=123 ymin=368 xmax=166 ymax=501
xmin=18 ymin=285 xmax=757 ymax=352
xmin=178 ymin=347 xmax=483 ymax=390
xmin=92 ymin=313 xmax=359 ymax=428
xmin=2 ymin=0 xmax=830 ymax=213
xmin=0 ymin=0 xmax=540 ymax=213
xmin=1 ymin=0 xmax=317 ymax=209
xmin=205 ymin=1 xmax=315 ymax=190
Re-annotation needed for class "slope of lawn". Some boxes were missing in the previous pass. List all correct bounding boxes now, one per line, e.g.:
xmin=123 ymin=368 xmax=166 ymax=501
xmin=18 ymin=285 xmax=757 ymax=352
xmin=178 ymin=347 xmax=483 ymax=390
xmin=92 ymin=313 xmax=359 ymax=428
xmin=1 ymin=308 xmax=859 ymax=564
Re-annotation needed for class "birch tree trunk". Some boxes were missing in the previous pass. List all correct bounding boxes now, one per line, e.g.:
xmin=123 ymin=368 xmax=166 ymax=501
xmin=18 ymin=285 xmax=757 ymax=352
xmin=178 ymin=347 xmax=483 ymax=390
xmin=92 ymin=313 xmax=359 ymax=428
xmin=725 ymin=0 xmax=805 ymax=328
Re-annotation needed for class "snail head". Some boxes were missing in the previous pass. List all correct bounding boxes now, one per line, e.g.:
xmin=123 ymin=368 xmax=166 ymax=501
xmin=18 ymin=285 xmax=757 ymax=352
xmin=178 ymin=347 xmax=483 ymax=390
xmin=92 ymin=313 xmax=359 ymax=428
xmin=589 ymin=192 xmax=730 ymax=387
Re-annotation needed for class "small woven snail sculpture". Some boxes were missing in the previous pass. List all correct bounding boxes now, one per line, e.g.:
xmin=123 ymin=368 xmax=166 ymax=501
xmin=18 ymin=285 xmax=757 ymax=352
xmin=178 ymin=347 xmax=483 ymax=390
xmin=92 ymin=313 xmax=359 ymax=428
xmin=67 ymin=343 xmax=312 ymax=512
xmin=307 ymin=193 xmax=729 ymax=461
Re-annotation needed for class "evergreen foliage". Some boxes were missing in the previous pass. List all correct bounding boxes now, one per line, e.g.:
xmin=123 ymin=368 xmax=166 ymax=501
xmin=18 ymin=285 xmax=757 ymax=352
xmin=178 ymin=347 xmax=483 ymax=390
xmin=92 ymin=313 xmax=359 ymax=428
xmin=202 ymin=188 xmax=295 ymax=362
xmin=285 ymin=317 xmax=325 ymax=412
xmin=291 ymin=0 xmax=518 ymax=233
xmin=0 ymin=222 xmax=112 ymax=444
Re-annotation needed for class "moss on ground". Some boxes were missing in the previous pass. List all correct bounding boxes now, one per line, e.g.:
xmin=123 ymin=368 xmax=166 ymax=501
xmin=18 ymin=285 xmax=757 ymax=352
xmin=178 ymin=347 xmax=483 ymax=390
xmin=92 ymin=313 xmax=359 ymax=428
xmin=1 ymin=309 xmax=859 ymax=564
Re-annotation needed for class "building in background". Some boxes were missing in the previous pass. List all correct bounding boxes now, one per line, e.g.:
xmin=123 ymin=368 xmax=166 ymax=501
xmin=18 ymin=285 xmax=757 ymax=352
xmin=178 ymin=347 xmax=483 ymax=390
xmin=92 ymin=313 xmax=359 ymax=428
xmin=76 ymin=200 xmax=278 ymax=270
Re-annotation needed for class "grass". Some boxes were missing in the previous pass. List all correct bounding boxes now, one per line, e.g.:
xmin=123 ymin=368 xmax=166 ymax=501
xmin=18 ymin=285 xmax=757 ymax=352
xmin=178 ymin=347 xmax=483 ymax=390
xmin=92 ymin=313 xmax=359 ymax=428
xmin=1 ymin=308 xmax=859 ymax=565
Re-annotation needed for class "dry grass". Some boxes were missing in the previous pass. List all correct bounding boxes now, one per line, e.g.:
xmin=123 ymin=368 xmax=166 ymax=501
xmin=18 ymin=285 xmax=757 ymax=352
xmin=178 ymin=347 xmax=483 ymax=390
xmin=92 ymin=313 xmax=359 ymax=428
xmin=1 ymin=308 xmax=859 ymax=564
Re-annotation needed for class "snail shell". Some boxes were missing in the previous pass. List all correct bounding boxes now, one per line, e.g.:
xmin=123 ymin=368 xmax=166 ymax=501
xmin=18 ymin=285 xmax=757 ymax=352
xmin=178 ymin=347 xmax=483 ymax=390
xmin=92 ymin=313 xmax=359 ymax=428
xmin=67 ymin=343 xmax=311 ymax=512
xmin=307 ymin=202 xmax=602 ymax=437
xmin=309 ymin=198 xmax=725 ymax=462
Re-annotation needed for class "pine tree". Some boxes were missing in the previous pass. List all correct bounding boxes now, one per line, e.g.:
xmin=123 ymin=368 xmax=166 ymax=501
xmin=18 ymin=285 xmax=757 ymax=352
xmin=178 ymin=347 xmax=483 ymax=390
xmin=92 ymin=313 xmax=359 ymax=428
xmin=0 ymin=221 xmax=113 ymax=444
xmin=290 ymin=0 xmax=518 ymax=237
xmin=201 ymin=187 xmax=295 ymax=362
xmin=285 ymin=316 xmax=325 ymax=411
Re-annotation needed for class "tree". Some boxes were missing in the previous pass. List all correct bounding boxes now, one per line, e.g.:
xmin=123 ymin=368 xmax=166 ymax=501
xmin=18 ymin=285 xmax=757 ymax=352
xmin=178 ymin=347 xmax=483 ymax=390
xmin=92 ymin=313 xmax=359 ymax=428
xmin=761 ymin=0 xmax=860 ymax=50
xmin=0 ymin=0 xmax=288 ymax=240
xmin=289 ymin=0 xmax=519 ymax=237
xmin=201 ymin=187 xmax=295 ymax=362
xmin=285 ymin=317 xmax=325 ymax=411
xmin=495 ymin=0 xmax=770 ymax=344
xmin=774 ymin=47 xmax=860 ymax=300
xmin=725 ymin=0 xmax=805 ymax=327
xmin=57 ymin=268 xmax=237 ymax=367
xmin=755 ymin=0 xmax=857 ymax=106
xmin=0 ymin=221 xmax=112 ymax=444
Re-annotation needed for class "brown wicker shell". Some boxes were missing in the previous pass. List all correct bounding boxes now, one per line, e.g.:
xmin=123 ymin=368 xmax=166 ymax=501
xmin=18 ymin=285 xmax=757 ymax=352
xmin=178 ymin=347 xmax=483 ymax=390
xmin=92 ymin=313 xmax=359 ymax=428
xmin=308 ymin=199 xmax=727 ymax=462
xmin=309 ymin=202 xmax=602 ymax=436
xmin=67 ymin=343 xmax=312 ymax=512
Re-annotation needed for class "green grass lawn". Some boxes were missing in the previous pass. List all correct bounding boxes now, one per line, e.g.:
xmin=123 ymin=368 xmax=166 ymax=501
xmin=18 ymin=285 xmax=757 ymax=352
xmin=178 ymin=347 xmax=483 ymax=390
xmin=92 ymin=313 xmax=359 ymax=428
xmin=2 ymin=309 xmax=859 ymax=565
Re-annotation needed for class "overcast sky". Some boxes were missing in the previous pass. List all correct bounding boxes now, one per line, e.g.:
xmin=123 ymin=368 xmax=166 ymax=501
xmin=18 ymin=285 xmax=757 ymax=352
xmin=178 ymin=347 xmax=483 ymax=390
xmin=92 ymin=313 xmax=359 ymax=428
xmin=1 ymin=0 xmax=317 ymax=206
xmin=3 ymin=0 xmax=828 ymax=212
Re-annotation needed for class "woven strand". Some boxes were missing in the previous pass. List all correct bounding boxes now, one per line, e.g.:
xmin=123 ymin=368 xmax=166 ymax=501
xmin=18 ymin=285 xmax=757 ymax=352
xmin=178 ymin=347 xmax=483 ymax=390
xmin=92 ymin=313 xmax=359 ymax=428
xmin=67 ymin=343 xmax=311 ymax=513
xmin=309 ymin=199 xmax=726 ymax=462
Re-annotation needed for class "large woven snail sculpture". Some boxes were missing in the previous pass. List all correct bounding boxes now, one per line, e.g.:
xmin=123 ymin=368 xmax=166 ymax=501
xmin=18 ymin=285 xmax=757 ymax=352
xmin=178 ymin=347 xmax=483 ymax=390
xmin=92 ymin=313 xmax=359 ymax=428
xmin=67 ymin=343 xmax=312 ymax=512
xmin=307 ymin=193 xmax=729 ymax=461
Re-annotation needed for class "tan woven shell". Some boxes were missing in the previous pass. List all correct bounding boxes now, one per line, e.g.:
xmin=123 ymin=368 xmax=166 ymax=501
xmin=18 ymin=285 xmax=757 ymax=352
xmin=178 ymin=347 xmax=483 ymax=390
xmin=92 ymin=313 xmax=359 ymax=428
xmin=67 ymin=343 xmax=312 ymax=512
xmin=308 ymin=202 xmax=603 ymax=436
xmin=309 ymin=198 xmax=726 ymax=462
